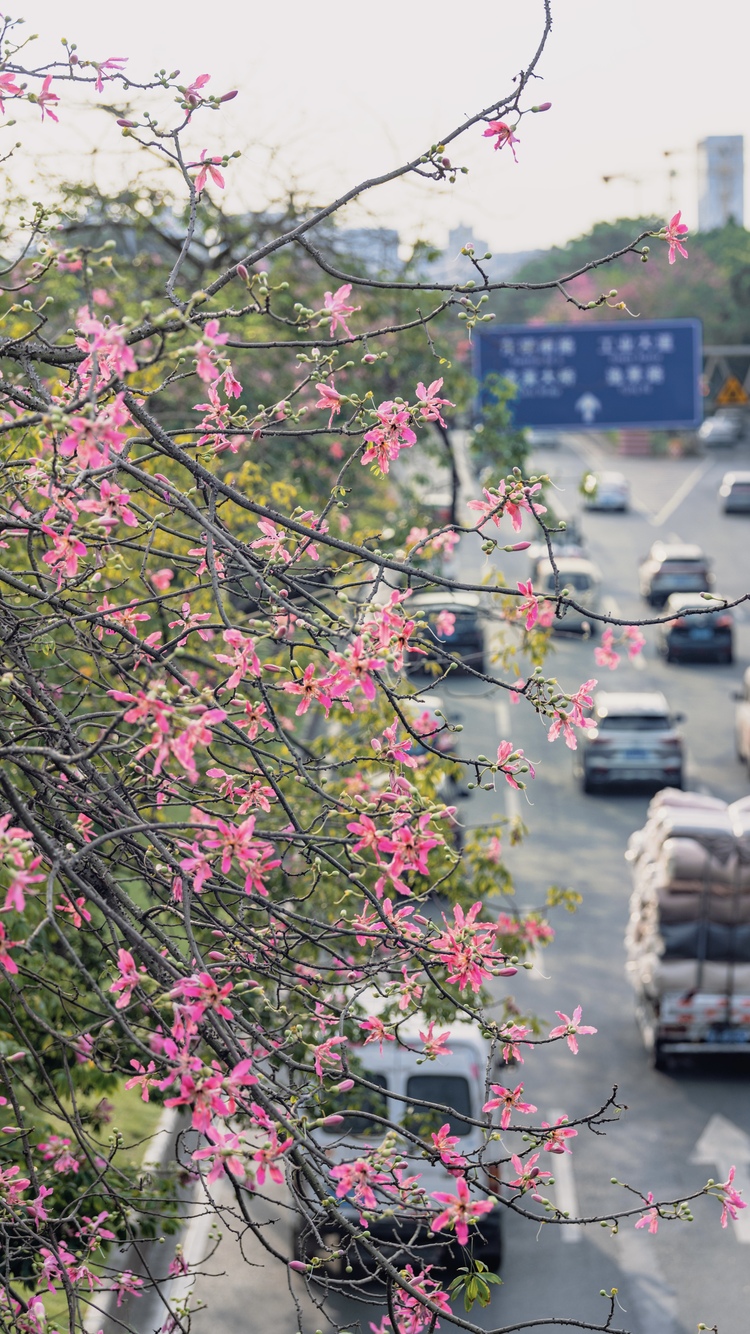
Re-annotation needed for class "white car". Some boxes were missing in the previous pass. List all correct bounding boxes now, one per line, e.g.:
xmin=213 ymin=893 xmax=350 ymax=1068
xmin=719 ymin=471 xmax=750 ymax=513
xmin=579 ymin=690 xmax=684 ymax=793
xmin=535 ymin=556 xmax=602 ymax=634
xmin=698 ymin=413 xmax=743 ymax=447
xmin=294 ymin=1016 xmax=504 ymax=1273
xmin=581 ymin=470 xmax=630 ymax=511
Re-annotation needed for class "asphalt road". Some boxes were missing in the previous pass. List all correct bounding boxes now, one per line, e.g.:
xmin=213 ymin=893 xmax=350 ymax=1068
xmin=185 ymin=438 xmax=750 ymax=1334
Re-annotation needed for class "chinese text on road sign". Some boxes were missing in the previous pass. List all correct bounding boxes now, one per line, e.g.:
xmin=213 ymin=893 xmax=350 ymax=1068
xmin=474 ymin=319 xmax=702 ymax=430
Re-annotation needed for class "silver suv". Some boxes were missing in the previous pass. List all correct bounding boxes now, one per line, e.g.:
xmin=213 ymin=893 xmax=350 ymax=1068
xmin=579 ymin=691 xmax=684 ymax=793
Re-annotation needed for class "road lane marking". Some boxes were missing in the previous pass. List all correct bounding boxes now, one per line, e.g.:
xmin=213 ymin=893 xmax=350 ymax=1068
xmin=549 ymin=1108 xmax=581 ymax=1243
xmin=615 ymin=1229 xmax=679 ymax=1334
xmin=494 ymin=697 xmax=521 ymax=820
xmin=648 ymin=458 xmax=713 ymax=527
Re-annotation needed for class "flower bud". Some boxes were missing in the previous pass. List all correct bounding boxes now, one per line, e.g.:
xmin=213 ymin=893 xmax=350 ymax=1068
xmin=236 ymin=263 xmax=249 ymax=281
xmin=503 ymin=541 xmax=531 ymax=551
xmin=220 ymin=90 xmax=238 ymax=102
xmin=337 ymin=1078 xmax=354 ymax=1092
xmin=117 ymin=119 xmax=136 ymax=128
xmin=531 ymin=101 xmax=552 ymax=112
xmin=288 ymin=1260 xmax=308 ymax=1274
xmin=320 ymin=1115 xmax=344 ymax=1128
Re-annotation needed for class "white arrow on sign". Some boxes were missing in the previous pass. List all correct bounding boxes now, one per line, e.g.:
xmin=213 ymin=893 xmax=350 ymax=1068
xmin=575 ymin=392 xmax=602 ymax=424
xmin=690 ymin=1114 xmax=750 ymax=1242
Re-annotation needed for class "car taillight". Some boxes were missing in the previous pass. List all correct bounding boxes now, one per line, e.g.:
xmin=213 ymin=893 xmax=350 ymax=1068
xmin=590 ymin=736 xmax=614 ymax=746
xmin=715 ymin=615 xmax=733 ymax=628
xmin=661 ymin=737 xmax=681 ymax=748
xmin=670 ymin=617 xmax=687 ymax=628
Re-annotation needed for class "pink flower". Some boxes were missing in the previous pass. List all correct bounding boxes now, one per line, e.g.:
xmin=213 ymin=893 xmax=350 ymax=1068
xmin=193 ymin=150 xmax=225 ymax=196
xmin=419 ymin=1020 xmax=453 ymax=1060
xmin=41 ymin=524 xmax=87 ymax=586
xmin=3 ymin=860 xmax=45 ymax=913
xmin=323 ymin=283 xmax=360 ymax=338
xmin=250 ymin=517 xmax=291 ymax=563
xmin=150 ymin=568 xmax=174 ymax=592
xmin=93 ymin=57 xmax=128 ymax=93
xmin=496 ymin=740 xmax=535 ymax=789
xmin=27 ymin=1184 xmax=54 ymax=1227
xmin=312 ymin=1034 xmax=347 ymax=1079
xmin=315 ymin=381 xmax=343 ymax=427
xmin=282 ymin=664 xmax=334 ymax=716
xmin=717 ymin=1166 xmax=747 ymax=1228
xmin=183 ymin=73 xmax=211 ymax=105
xmin=540 ymin=1116 xmax=578 ymax=1154
xmin=37 ymin=75 xmax=60 ymax=123
xmin=634 ymin=1193 xmax=659 ymax=1233
xmin=361 ymin=401 xmax=417 ymax=475
xmin=431 ymin=1123 xmax=467 ymax=1169
xmin=331 ymin=1158 xmax=391 ymax=1213
xmin=360 ymin=1015 xmax=395 ymax=1053
xmin=549 ymin=1005 xmax=597 ymax=1055
xmin=214 ymin=629 xmax=261 ymax=689
xmin=0 ymin=71 xmax=23 ymax=115
xmin=109 ymin=948 xmax=141 ymax=1010
xmin=124 ymin=1059 xmax=159 ymax=1102
xmin=327 ymin=636 xmax=385 ymax=702
xmin=624 ymin=624 xmax=646 ymax=659
xmin=482 ymin=120 xmax=520 ymax=161
xmin=482 ymin=1082 xmax=537 ymax=1130
xmin=516 ymin=579 xmax=541 ymax=631
xmin=435 ymin=610 xmax=456 ymax=638
xmin=506 ymin=1152 xmax=552 ymax=1201
xmin=415 ymin=378 xmax=454 ymax=429
xmin=431 ymin=1176 xmax=494 ymax=1247
xmin=594 ymin=627 xmax=620 ymax=670
xmin=664 ymin=210 xmax=688 ymax=264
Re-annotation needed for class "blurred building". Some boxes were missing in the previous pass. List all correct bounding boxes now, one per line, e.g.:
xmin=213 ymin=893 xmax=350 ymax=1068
xmin=433 ymin=223 xmax=541 ymax=284
xmin=697 ymin=136 xmax=744 ymax=230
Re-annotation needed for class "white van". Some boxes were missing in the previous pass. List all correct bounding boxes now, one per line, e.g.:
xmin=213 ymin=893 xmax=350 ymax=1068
xmin=293 ymin=1019 xmax=504 ymax=1274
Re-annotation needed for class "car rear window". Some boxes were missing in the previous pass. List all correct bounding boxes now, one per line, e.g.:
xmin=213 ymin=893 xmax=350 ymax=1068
xmin=730 ymin=482 xmax=750 ymax=493
xmin=542 ymin=572 xmax=593 ymax=592
xmin=405 ymin=1074 xmax=473 ymax=1138
xmin=598 ymin=715 xmax=671 ymax=732
xmin=338 ymin=1074 xmax=389 ymax=1137
xmin=658 ymin=560 xmax=706 ymax=572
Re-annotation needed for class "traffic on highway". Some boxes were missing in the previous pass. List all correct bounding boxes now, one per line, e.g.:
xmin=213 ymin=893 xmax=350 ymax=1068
xmin=181 ymin=436 xmax=750 ymax=1334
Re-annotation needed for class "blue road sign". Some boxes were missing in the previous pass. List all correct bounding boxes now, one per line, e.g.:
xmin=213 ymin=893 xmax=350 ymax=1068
xmin=474 ymin=318 xmax=702 ymax=430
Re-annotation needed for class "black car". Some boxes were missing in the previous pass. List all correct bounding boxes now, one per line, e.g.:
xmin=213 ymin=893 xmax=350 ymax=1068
xmin=658 ymin=593 xmax=734 ymax=664
xmin=638 ymin=542 xmax=713 ymax=607
xmin=406 ymin=592 xmax=484 ymax=674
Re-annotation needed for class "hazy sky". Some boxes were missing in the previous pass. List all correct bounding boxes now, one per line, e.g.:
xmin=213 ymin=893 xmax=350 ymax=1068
xmin=8 ymin=0 xmax=750 ymax=254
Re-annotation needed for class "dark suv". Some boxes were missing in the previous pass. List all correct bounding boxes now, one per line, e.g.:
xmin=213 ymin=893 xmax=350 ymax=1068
xmin=638 ymin=542 xmax=713 ymax=607
xmin=658 ymin=593 xmax=733 ymax=664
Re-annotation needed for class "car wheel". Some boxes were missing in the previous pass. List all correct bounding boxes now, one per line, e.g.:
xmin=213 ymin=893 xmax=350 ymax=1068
xmin=722 ymin=649 xmax=734 ymax=665
xmin=582 ymin=772 xmax=597 ymax=794
xmin=670 ymin=770 xmax=684 ymax=790
xmin=665 ymin=646 xmax=675 ymax=663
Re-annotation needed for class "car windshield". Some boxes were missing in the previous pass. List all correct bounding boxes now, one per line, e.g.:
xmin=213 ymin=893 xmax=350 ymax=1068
xmin=338 ymin=1074 xmax=389 ymax=1137
xmin=598 ymin=715 xmax=671 ymax=731
xmin=404 ymin=1074 xmax=473 ymax=1138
